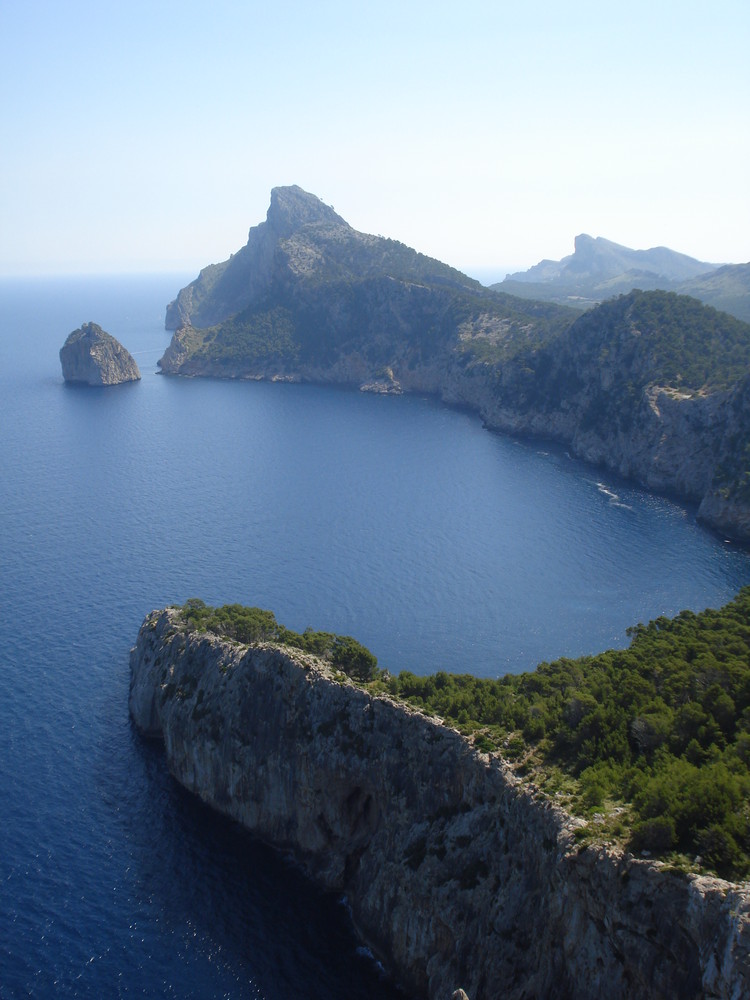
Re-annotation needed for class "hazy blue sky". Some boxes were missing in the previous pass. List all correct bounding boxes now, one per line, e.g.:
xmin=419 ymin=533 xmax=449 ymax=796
xmin=1 ymin=0 xmax=748 ymax=280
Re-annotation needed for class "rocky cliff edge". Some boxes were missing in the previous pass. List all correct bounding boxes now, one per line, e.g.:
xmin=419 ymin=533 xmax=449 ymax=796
xmin=130 ymin=608 xmax=750 ymax=1000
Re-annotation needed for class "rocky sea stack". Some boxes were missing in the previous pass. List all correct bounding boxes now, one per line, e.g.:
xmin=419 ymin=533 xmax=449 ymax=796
xmin=60 ymin=322 xmax=141 ymax=385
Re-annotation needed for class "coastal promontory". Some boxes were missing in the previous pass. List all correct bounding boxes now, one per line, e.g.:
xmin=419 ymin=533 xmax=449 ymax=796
xmin=158 ymin=186 xmax=750 ymax=542
xmin=130 ymin=602 xmax=750 ymax=1000
xmin=60 ymin=322 xmax=141 ymax=385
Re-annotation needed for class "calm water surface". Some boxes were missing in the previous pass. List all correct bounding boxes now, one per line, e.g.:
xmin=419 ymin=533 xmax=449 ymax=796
xmin=1 ymin=275 xmax=749 ymax=997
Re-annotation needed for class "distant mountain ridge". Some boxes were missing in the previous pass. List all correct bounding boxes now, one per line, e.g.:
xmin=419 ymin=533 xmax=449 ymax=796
xmin=159 ymin=187 xmax=750 ymax=541
xmin=494 ymin=235 xmax=750 ymax=322
xmin=509 ymin=234 xmax=713 ymax=284
xmin=677 ymin=263 xmax=750 ymax=325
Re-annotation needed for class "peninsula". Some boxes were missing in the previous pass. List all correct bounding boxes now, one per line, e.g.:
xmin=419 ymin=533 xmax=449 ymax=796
xmin=60 ymin=322 xmax=141 ymax=385
xmin=158 ymin=187 xmax=750 ymax=542
xmin=130 ymin=600 xmax=750 ymax=1000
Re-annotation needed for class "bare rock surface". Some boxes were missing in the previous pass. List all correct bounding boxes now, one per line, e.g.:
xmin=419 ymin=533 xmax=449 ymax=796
xmin=60 ymin=322 xmax=140 ymax=385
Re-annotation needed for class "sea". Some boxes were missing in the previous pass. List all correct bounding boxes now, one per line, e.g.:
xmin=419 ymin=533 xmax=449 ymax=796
xmin=2 ymin=274 xmax=749 ymax=998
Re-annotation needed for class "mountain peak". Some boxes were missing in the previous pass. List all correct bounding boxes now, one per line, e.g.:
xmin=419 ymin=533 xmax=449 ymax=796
xmin=573 ymin=234 xmax=623 ymax=255
xmin=503 ymin=234 xmax=713 ymax=292
xmin=265 ymin=185 xmax=347 ymax=237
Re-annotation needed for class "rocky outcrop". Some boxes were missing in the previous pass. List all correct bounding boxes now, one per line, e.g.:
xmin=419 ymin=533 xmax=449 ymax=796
xmin=466 ymin=293 xmax=750 ymax=540
xmin=60 ymin=322 xmax=140 ymax=385
xmin=157 ymin=189 xmax=750 ymax=541
xmin=165 ymin=188 xmax=350 ymax=330
xmin=130 ymin=608 xmax=750 ymax=1000
xmin=360 ymin=367 xmax=402 ymax=394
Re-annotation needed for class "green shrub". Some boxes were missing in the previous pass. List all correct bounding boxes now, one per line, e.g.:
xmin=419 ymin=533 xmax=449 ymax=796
xmin=176 ymin=589 xmax=750 ymax=878
xmin=630 ymin=816 xmax=677 ymax=854
xmin=695 ymin=825 xmax=743 ymax=879
xmin=177 ymin=601 xmax=380 ymax=683
xmin=331 ymin=635 xmax=379 ymax=682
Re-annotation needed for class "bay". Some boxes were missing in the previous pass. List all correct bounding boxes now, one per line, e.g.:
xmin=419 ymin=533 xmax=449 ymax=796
xmin=1 ymin=274 xmax=748 ymax=998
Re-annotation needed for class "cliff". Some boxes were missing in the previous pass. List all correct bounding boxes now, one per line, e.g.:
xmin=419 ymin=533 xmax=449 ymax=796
xmin=157 ymin=188 xmax=750 ymax=541
xmin=164 ymin=185 xmax=488 ymax=333
xmin=130 ymin=607 xmax=750 ymax=1000
xmin=60 ymin=322 xmax=141 ymax=385
xmin=471 ymin=291 xmax=750 ymax=538
xmin=165 ymin=187 xmax=351 ymax=330
xmin=159 ymin=185 xmax=572 ymax=381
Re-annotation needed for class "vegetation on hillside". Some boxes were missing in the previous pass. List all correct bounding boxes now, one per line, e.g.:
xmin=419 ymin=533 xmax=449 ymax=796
xmin=187 ymin=306 xmax=300 ymax=371
xmin=517 ymin=290 xmax=750 ymax=410
xmin=176 ymin=273 xmax=575 ymax=376
xmin=677 ymin=263 xmax=750 ymax=325
xmin=502 ymin=290 xmax=750 ymax=451
xmin=387 ymin=589 xmax=750 ymax=880
xmin=176 ymin=591 xmax=750 ymax=880
xmin=280 ymin=229 xmax=483 ymax=290
xmin=178 ymin=598 xmax=379 ymax=682
xmin=568 ymin=290 xmax=750 ymax=392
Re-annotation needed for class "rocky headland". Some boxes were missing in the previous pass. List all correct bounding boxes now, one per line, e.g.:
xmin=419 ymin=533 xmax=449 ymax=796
xmin=60 ymin=322 xmax=141 ymax=385
xmin=157 ymin=187 xmax=750 ymax=541
xmin=130 ymin=607 xmax=750 ymax=1000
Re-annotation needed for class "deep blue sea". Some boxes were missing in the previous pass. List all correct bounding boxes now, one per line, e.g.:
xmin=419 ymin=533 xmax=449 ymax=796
xmin=2 ymin=275 xmax=750 ymax=998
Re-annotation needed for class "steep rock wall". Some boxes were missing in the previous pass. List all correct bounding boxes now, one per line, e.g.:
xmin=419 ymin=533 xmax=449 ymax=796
xmin=157 ymin=189 xmax=750 ymax=541
xmin=156 ymin=327 xmax=750 ymax=542
xmin=60 ymin=322 xmax=141 ymax=385
xmin=130 ymin=609 xmax=750 ymax=1000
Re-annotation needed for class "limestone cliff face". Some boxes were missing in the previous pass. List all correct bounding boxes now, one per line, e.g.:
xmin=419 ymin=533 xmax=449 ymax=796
xmin=157 ymin=189 xmax=750 ymax=542
xmin=165 ymin=188 xmax=350 ymax=330
xmin=477 ymin=373 xmax=726 ymax=499
xmin=466 ymin=295 xmax=750 ymax=540
xmin=130 ymin=608 xmax=750 ymax=1000
xmin=60 ymin=322 xmax=141 ymax=385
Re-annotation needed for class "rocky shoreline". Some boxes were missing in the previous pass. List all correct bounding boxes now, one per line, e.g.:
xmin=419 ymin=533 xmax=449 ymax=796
xmin=130 ymin=607 xmax=750 ymax=1000
xmin=155 ymin=187 xmax=750 ymax=544
xmin=156 ymin=342 xmax=750 ymax=544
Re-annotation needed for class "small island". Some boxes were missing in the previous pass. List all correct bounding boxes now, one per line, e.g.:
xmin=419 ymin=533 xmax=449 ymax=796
xmin=60 ymin=321 xmax=141 ymax=386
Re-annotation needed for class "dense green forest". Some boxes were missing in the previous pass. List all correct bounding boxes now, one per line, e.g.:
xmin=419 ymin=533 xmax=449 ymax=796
xmin=566 ymin=290 xmax=750 ymax=392
xmin=387 ymin=590 xmax=750 ymax=879
xmin=176 ymin=591 xmax=750 ymax=879
xmin=514 ymin=290 xmax=750 ymax=425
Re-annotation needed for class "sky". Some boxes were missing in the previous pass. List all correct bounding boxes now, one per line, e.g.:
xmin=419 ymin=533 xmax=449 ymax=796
xmin=1 ymin=0 xmax=748 ymax=283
